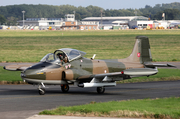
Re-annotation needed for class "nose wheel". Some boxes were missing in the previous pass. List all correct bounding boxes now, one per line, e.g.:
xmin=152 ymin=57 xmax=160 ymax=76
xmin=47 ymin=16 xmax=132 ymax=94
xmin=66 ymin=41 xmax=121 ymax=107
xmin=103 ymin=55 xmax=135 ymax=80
xmin=39 ymin=88 xmax=45 ymax=95
xmin=97 ymin=87 xmax=105 ymax=94
xmin=61 ymin=84 xmax=69 ymax=93
xmin=38 ymin=82 xmax=46 ymax=95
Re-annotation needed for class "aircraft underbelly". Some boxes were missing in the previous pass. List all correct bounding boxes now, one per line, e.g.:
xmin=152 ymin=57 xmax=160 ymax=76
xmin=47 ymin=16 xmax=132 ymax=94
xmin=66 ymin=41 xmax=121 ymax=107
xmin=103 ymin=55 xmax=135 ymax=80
xmin=24 ymin=78 xmax=67 ymax=85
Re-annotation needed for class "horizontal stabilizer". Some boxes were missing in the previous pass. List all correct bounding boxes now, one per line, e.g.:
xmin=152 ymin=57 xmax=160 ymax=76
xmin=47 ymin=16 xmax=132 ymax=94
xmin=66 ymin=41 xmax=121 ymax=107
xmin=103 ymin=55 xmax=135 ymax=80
xmin=145 ymin=62 xmax=176 ymax=68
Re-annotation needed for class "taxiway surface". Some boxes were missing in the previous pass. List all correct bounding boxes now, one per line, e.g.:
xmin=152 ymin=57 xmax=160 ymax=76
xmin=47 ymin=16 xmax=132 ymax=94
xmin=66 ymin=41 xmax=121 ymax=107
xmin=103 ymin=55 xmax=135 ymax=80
xmin=0 ymin=81 xmax=180 ymax=119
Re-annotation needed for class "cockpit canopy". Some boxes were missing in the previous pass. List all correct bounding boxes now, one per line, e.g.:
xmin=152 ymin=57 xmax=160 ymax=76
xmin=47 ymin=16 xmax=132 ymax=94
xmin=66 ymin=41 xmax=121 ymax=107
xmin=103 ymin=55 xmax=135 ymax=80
xmin=40 ymin=48 xmax=86 ymax=63
xmin=54 ymin=48 xmax=86 ymax=62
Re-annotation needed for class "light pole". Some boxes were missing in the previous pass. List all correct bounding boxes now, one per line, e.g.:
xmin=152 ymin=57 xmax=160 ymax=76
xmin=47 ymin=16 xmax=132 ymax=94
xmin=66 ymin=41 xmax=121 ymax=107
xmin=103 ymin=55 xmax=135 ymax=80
xmin=22 ymin=11 xmax=25 ymax=28
xmin=134 ymin=11 xmax=137 ymax=21
xmin=100 ymin=10 xmax=104 ymax=29
xmin=73 ymin=11 xmax=75 ymax=21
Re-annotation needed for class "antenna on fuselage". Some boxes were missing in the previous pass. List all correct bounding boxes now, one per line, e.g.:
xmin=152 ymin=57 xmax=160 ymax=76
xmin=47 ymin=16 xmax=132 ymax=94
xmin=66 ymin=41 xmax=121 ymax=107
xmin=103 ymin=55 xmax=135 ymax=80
xmin=91 ymin=54 xmax=96 ymax=60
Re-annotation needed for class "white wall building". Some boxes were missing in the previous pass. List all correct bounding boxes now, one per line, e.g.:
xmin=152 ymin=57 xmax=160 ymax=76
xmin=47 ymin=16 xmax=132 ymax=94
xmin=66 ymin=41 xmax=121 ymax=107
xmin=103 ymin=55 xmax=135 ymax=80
xmin=18 ymin=18 xmax=63 ymax=27
xmin=129 ymin=21 xmax=153 ymax=29
xmin=82 ymin=16 xmax=148 ymax=27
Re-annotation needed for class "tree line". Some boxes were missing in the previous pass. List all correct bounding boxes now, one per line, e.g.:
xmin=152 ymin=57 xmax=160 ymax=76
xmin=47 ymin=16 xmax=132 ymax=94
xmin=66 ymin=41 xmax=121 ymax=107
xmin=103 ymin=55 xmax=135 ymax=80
xmin=0 ymin=2 xmax=180 ymax=25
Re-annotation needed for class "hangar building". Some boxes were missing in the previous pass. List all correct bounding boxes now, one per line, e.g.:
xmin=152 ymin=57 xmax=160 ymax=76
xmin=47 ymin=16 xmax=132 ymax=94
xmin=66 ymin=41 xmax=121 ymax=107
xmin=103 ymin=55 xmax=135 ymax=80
xmin=82 ymin=16 xmax=149 ymax=26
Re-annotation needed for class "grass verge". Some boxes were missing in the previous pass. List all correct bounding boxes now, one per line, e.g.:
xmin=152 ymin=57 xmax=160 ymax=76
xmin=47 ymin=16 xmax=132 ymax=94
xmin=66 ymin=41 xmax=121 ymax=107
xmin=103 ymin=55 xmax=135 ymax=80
xmin=39 ymin=97 xmax=180 ymax=118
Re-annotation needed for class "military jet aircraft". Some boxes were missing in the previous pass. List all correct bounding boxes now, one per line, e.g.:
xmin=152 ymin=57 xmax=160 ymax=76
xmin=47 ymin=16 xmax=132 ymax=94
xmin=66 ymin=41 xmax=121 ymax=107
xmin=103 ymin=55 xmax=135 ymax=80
xmin=4 ymin=36 xmax=175 ymax=95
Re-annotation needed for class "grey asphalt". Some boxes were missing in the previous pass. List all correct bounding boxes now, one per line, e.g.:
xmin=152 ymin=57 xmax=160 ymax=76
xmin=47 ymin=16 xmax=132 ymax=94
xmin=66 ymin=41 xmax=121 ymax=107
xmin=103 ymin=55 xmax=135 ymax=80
xmin=0 ymin=80 xmax=180 ymax=119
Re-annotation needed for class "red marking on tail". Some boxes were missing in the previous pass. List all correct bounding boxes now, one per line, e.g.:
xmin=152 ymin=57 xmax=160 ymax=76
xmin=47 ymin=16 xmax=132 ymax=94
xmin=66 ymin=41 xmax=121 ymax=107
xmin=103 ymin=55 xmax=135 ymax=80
xmin=137 ymin=53 xmax=141 ymax=57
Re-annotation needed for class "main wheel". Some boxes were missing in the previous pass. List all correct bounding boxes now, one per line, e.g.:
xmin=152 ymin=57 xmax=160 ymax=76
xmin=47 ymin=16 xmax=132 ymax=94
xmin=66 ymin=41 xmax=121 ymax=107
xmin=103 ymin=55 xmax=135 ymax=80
xmin=61 ymin=84 xmax=69 ymax=93
xmin=39 ymin=88 xmax=45 ymax=95
xmin=97 ymin=87 xmax=105 ymax=94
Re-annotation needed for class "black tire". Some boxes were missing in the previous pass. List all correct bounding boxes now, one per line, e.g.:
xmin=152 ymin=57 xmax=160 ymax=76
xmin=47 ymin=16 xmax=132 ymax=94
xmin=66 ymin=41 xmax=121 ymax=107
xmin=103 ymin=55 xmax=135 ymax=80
xmin=61 ymin=84 xmax=69 ymax=93
xmin=39 ymin=88 xmax=45 ymax=95
xmin=97 ymin=87 xmax=105 ymax=94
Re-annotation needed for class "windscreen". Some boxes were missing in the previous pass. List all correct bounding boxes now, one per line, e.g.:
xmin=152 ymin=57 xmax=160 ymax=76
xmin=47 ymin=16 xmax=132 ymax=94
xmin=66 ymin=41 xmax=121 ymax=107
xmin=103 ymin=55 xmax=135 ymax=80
xmin=40 ymin=53 xmax=60 ymax=63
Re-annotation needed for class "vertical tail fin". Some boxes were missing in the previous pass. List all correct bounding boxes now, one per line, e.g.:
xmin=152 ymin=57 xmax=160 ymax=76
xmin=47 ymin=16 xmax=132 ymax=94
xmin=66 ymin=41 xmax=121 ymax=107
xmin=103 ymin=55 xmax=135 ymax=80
xmin=121 ymin=36 xmax=152 ymax=63
xmin=138 ymin=36 xmax=152 ymax=63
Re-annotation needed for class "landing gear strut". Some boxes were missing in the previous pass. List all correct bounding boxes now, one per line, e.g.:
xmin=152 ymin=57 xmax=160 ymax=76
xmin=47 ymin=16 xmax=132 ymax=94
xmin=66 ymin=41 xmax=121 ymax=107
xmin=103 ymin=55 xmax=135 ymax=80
xmin=38 ymin=82 xmax=46 ymax=95
xmin=61 ymin=84 xmax=69 ymax=93
xmin=97 ymin=87 xmax=105 ymax=94
xmin=39 ymin=88 xmax=45 ymax=95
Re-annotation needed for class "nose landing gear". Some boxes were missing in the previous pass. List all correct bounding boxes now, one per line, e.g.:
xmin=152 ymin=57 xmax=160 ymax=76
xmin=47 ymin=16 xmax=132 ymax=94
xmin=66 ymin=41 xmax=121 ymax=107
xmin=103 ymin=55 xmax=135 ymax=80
xmin=37 ymin=83 xmax=70 ymax=95
xmin=38 ymin=82 xmax=46 ymax=95
xmin=39 ymin=88 xmax=45 ymax=95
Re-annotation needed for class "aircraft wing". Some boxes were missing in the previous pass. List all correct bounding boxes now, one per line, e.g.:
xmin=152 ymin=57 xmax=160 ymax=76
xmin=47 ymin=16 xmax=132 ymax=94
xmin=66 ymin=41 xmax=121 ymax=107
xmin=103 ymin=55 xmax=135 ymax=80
xmin=78 ymin=68 xmax=158 ymax=88
xmin=3 ymin=63 xmax=35 ymax=71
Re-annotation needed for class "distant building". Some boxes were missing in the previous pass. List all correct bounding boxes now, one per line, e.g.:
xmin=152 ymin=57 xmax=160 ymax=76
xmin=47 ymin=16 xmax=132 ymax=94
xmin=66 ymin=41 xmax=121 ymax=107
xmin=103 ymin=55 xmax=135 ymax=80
xmin=18 ymin=18 xmax=63 ymax=27
xmin=78 ymin=21 xmax=99 ymax=30
xmin=17 ymin=14 xmax=99 ymax=30
xmin=61 ymin=21 xmax=78 ymax=30
xmin=61 ymin=14 xmax=77 ymax=30
xmin=128 ymin=20 xmax=153 ymax=29
xmin=82 ymin=16 xmax=149 ymax=27
xmin=61 ymin=14 xmax=99 ymax=30
xmin=64 ymin=14 xmax=75 ymax=21
xmin=61 ymin=21 xmax=99 ymax=30
xmin=17 ymin=15 xmax=157 ymax=30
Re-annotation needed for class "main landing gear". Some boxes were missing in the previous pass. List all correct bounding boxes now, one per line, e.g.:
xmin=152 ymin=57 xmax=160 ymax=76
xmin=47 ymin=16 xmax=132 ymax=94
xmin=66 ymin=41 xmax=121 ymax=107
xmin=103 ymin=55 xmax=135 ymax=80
xmin=61 ymin=84 xmax=69 ymax=93
xmin=97 ymin=87 xmax=105 ymax=94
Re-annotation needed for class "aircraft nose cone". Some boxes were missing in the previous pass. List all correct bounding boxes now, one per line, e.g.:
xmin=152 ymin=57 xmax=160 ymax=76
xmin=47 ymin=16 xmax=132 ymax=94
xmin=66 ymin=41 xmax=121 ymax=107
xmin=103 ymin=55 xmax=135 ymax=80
xmin=21 ymin=72 xmax=26 ymax=78
xmin=21 ymin=69 xmax=46 ymax=80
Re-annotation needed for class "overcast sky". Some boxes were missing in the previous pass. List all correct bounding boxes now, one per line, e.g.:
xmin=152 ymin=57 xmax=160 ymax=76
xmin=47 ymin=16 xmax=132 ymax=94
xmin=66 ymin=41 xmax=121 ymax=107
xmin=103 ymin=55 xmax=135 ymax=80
xmin=1 ymin=0 xmax=180 ymax=9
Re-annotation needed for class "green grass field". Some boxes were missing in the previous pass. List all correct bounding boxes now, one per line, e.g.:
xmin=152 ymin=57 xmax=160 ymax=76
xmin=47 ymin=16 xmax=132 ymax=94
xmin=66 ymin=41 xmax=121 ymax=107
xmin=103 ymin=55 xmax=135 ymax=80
xmin=40 ymin=97 xmax=180 ymax=118
xmin=0 ymin=30 xmax=180 ymax=62
xmin=0 ymin=66 xmax=21 ymax=82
